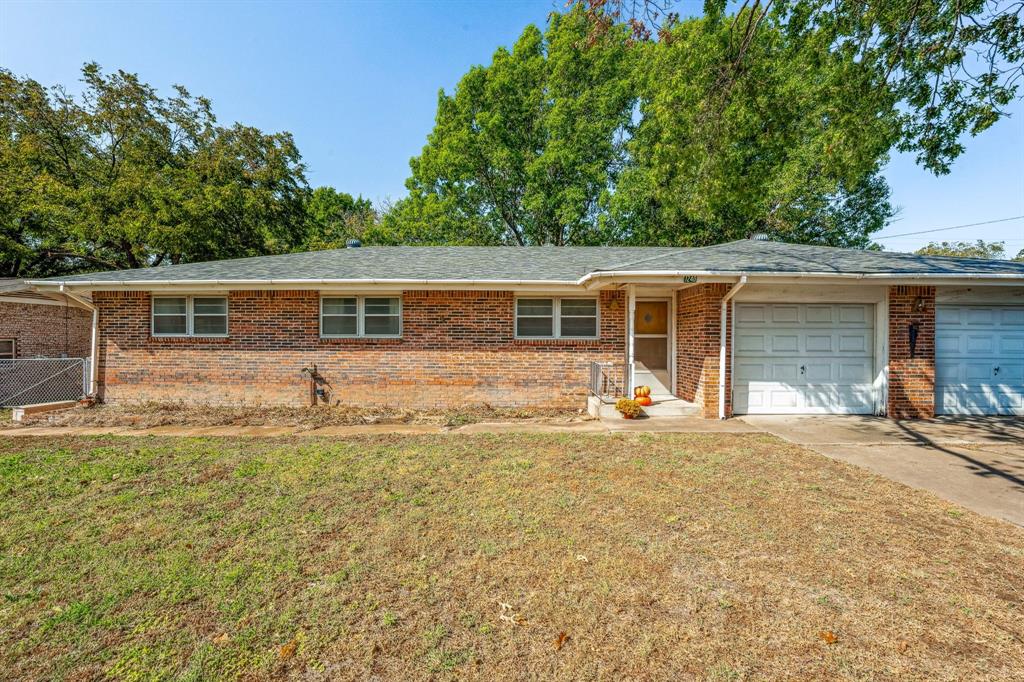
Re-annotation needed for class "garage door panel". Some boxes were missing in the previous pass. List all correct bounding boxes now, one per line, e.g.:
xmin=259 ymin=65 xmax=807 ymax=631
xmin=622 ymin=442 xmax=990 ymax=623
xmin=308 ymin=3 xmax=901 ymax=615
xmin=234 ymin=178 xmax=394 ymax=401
xmin=936 ymin=334 xmax=961 ymax=355
xmin=735 ymin=362 xmax=767 ymax=381
xmin=806 ymin=334 xmax=832 ymax=352
xmin=771 ymin=306 xmax=800 ymax=323
xmin=771 ymin=335 xmax=799 ymax=352
xmin=838 ymin=361 xmax=872 ymax=382
xmin=737 ymin=334 xmax=766 ymax=352
xmin=966 ymin=308 xmax=996 ymax=325
xmin=838 ymin=305 xmax=869 ymax=324
xmin=1001 ymin=309 xmax=1024 ymax=325
xmin=805 ymin=363 xmax=833 ymax=382
xmin=734 ymin=303 xmax=875 ymax=415
xmin=838 ymin=334 xmax=869 ymax=353
xmin=1001 ymin=336 xmax=1024 ymax=353
xmin=965 ymin=335 xmax=996 ymax=353
xmin=806 ymin=306 xmax=833 ymax=323
xmin=772 ymin=364 xmax=799 ymax=382
xmin=936 ymin=305 xmax=1024 ymax=416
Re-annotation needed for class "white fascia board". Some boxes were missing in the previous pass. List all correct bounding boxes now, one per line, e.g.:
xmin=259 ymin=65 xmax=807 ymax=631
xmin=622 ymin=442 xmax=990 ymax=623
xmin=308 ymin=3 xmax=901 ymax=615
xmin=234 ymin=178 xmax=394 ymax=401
xmin=578 ymin=271 xmax=1024 ymax=286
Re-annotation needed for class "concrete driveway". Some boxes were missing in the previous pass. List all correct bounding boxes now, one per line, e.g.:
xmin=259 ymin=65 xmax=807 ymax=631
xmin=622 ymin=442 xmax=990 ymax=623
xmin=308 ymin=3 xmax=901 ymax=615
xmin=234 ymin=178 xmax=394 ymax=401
xmin=740 ymin=415 xmax=1024 ymax=526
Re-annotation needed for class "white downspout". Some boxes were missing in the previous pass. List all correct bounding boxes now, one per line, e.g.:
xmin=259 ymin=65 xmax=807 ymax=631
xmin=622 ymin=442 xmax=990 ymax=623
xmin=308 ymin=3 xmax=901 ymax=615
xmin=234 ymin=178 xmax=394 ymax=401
xmin=626 ymin=284 xmax=636 ymax=396
xmin=60 ymin=286 xmax=99 ymax=397
xmin=719 ymin=276 xmax=747 ymax=419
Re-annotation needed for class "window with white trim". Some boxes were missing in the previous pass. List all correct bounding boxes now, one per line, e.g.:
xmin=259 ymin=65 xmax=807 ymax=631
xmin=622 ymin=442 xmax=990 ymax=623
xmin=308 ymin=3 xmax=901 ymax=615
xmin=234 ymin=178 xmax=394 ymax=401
xmin=515 ymin=298 xmax=599 ymax=338
xmin=0 ymin=339 xmax=14 ymax=359
xmin=321 ymin=296 xmax=401 ymax=337
xmin=152 ymin=296 xmax=228 ymax=337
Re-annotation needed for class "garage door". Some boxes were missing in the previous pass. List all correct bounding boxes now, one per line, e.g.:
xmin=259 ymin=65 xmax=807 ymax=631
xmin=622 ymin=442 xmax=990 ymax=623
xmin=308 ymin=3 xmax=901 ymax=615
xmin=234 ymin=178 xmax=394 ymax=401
xmin=734 ymin=303 xmax=876 ymax=414
xmin=936 ymin=305 xmax=1024 ymax=415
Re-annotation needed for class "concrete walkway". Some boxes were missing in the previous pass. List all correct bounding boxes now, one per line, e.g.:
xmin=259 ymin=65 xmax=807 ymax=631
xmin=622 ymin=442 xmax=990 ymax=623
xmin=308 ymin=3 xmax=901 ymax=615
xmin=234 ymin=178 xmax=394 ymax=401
xmin=740 ymin=415 xmax=1024 ymax=527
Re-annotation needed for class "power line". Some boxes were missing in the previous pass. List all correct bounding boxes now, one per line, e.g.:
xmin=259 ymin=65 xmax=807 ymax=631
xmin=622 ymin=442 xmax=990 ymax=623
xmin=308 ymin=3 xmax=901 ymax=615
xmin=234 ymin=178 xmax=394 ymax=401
xmin=874 ymin=215 xmax=1024 ymax=240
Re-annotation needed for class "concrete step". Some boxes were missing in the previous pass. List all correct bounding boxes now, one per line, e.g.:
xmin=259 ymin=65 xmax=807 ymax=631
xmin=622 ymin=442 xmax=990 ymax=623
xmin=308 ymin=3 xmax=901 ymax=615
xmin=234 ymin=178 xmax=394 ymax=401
xmin=591 ymin=397 xmax=701 ymax=419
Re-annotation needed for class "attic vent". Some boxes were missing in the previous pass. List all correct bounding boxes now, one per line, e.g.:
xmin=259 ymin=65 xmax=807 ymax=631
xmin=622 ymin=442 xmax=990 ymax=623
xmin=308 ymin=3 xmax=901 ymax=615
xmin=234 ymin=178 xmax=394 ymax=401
xmin=346 ymin=239 xmax=362 ymax=248
xmin=748 ymin=233 xmax=771 ymax=241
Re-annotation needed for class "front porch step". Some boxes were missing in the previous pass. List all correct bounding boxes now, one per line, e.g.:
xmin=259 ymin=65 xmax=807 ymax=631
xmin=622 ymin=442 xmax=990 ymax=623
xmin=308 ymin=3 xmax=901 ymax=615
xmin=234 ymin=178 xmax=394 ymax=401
xmin=590 ymin=396 xmax=701 ymax=419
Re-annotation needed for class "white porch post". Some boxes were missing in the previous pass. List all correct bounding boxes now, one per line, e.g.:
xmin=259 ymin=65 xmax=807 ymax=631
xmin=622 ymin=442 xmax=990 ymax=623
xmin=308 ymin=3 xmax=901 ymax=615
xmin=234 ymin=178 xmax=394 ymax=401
xmin=626 ymin=284 xmax=636 ymax=396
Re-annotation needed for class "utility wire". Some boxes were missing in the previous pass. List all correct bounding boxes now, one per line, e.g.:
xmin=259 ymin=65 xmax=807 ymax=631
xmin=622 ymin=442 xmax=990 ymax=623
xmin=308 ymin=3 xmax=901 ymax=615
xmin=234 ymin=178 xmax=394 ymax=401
xmin=874 ymin=215 xmax=1024 ymax=240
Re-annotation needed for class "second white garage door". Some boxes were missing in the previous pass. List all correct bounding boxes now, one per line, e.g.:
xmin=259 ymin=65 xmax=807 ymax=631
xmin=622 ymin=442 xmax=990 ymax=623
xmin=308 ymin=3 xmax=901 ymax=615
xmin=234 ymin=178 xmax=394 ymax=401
xmin=733 ymin=303 xmax=876 ymax=414
xmin=936 ymin=305 xmax=1024 ymax=415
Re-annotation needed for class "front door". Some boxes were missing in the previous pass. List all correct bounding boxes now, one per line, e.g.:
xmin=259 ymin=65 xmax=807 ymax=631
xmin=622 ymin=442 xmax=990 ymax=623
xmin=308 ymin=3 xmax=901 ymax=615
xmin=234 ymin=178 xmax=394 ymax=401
xmin=634 ymin=300 xmax=671 ymax=395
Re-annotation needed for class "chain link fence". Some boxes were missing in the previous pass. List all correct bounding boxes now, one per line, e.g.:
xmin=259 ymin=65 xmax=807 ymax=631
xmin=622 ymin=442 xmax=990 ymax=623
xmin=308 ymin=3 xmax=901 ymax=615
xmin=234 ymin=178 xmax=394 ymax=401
xmin=0 ymin=358 xmax=89 ymax=407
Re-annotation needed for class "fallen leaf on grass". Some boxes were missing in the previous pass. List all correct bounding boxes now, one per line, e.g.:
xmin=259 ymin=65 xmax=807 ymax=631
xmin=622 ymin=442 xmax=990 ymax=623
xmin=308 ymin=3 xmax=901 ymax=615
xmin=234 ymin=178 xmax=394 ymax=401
xmin=279 ymin=639 xmax=297 ymax=660
xmin=576 ymin=554 xmax=588 ymax=563
xmin=898 ymin=640 xmax=909 ymax=654
xmin=554 ymin=631 xmax=568 ymax=651
xmin=819 ymin=630 xmax=838 ymax=645
xmin=212 ymin=633 xmax=229 ymax=646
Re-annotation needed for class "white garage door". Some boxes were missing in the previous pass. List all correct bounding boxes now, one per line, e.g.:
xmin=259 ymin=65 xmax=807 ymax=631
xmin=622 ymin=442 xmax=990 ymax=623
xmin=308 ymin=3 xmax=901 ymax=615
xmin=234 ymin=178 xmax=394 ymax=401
xmin=936 ymin=305 xmax=1024 ymax=416
xmin=734 ymin=303 xmax=876 ymax=414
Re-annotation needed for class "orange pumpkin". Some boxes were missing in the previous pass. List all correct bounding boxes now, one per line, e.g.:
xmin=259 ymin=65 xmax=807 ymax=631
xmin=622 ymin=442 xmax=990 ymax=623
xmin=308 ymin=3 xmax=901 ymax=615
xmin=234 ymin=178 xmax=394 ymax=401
xmin=635 ymin=395 xmax=653 ymax=406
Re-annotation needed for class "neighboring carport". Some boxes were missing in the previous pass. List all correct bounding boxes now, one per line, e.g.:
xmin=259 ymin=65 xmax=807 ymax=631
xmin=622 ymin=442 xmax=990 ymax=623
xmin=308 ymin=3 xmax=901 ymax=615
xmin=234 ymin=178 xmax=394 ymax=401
xmin=742 ymin=414 xmax=1024 ymax=526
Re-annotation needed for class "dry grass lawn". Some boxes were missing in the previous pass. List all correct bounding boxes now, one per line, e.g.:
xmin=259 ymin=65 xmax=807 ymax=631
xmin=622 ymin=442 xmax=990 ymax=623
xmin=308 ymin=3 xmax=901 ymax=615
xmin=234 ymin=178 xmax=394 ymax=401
xmin=1 ymin=433 xmax=1021 ymax=680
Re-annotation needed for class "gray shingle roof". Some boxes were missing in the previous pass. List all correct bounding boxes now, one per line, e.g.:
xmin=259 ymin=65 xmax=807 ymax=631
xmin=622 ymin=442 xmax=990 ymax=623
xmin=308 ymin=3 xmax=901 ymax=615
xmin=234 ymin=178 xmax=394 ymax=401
xmin=602 ymin=240 xmax=1024 ymax=276
xmin=36 ymin=240 xmax=1024 ymax=284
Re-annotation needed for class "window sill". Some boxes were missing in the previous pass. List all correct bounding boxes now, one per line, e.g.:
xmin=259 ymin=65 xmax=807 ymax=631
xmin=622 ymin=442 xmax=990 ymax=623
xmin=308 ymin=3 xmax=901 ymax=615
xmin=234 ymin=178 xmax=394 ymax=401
xmin=319 ymin=336 xmax=403 ymax=344
xmin=513 ymin=337 xmax=601 ymax=346
xmin=149 ymin=336 xmax=231 ymax=343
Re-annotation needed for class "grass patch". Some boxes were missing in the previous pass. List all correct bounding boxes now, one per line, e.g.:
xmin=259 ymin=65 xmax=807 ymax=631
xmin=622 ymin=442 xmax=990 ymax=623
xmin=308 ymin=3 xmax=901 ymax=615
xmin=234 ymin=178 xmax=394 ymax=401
xmin=1 ymin=433 xmax=1021 ymax=680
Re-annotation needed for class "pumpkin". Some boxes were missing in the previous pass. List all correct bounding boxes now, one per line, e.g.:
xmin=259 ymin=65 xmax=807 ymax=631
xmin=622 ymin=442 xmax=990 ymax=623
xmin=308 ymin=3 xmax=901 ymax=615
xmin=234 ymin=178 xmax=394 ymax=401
xmin=635 ymin=395 xmax=653 ymax=406
xmin=634 ymin=385 xmax=652 ymax=398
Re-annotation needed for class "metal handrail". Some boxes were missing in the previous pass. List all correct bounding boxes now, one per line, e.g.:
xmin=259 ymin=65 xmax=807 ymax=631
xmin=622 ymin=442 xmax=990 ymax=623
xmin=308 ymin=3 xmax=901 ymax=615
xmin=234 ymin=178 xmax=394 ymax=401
xmin=589 ymin=361 xmax=626 ymax=404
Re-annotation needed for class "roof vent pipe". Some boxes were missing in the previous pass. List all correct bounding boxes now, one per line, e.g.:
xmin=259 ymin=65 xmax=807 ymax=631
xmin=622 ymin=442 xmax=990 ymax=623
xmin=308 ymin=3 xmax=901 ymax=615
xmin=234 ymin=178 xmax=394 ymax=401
xmin=346 ymin=239 xmax=362 ymax=248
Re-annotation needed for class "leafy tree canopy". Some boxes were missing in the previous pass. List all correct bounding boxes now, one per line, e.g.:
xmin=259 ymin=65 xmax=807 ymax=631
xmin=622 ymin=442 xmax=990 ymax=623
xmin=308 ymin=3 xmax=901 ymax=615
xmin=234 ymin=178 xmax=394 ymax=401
xmin=393 ymin=6 xmax=898 ymax=247
xmin=585 ymin=0 xmax=1024 ymax=174
xmin=915 ymin=239 xmax=1009 ymax=258
xmin=394 ymin=10 xmax=637 ymax=245
xmin=1 ymin=64 xmax=313 ymax=277
xmin=301 ymin=186 xmax=375 ymax=251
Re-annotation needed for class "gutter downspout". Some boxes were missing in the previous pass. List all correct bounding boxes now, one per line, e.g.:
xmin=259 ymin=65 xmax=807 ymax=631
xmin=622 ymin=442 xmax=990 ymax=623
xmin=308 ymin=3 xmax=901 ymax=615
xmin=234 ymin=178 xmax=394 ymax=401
xmin=719 ymin=276 xmax=747 ymax=419
xmin=626 ymin=284 xmax=636 ymax=396
xmin=60 ymin=286 xmax=99 ymax=397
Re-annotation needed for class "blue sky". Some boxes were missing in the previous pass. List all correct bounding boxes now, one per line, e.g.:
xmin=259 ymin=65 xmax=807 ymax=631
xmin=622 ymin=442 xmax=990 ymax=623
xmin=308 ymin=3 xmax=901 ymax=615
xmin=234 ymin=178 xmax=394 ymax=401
xmin=2 ymin=0 xmax=1022 ymax=254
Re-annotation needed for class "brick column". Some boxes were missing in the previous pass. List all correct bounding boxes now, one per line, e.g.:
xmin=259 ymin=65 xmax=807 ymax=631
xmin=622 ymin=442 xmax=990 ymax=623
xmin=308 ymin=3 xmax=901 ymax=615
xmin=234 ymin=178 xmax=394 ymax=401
xmin=677 ymin=283 xmax=732 ymax=418
xmin=887 ymin=285 xmax=936 ymax=419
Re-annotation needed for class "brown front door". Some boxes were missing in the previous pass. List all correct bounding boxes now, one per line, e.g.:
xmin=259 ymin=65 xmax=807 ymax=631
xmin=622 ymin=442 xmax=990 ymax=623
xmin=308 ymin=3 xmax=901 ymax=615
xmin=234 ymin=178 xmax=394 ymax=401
xmin=634 ymin=301 xmax=669 ymax=371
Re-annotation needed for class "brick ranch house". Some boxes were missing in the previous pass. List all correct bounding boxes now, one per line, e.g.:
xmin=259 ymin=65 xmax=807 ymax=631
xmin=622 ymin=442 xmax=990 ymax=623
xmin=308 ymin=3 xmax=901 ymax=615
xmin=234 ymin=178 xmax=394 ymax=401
xmin=29 ymin=239 xmax=1024 ymax=418
xmin=0 ymin=279 xmax=92 ymax=360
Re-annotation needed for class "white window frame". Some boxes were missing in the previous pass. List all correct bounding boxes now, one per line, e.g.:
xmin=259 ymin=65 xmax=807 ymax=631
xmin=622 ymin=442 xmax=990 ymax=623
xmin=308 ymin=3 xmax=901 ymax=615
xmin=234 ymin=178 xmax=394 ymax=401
xmin=0 ymin=338 xmax=15 ymax=359
xmin=514 ymin=297 xmax=600 ymax=339
xmin=151 ymin=296 xmax=229 ymax=338
xmin=320 ymin=295 xmax=402 ymax=338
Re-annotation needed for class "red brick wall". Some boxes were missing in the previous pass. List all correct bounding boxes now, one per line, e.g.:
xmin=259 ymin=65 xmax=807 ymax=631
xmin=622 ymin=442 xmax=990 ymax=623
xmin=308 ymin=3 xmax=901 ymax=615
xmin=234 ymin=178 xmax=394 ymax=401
xmin=93 ymin=289 xmax=625 ymax=408
xmin=0 ymin=300 xmax=91 ymax=358
xmin=676 ymin=283 xmax=731 ymax=418
xmin=887 ymin=285 xmax=935 ymax=419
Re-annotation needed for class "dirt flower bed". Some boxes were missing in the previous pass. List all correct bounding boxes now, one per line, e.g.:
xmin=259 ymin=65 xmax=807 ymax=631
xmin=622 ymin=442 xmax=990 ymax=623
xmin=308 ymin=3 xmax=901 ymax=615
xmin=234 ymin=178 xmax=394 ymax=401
xmin=2 ymin=433 xmax=1022 ymax=680
xmin=16 ymin=401 xmax=589 ymax=429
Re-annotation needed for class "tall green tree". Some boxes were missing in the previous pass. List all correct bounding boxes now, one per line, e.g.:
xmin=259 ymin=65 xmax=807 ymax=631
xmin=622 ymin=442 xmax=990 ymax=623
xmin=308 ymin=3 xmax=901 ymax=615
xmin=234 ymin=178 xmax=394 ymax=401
xmin=611 ymin=10 xmax=899 ymax=246
xmin=0 ymin=64 xmax=309 ymax=277
xmin=584 ymin=0 xmax=1024 ymax=174
xmin=395 ymin=9 xmax=636 ymax=245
